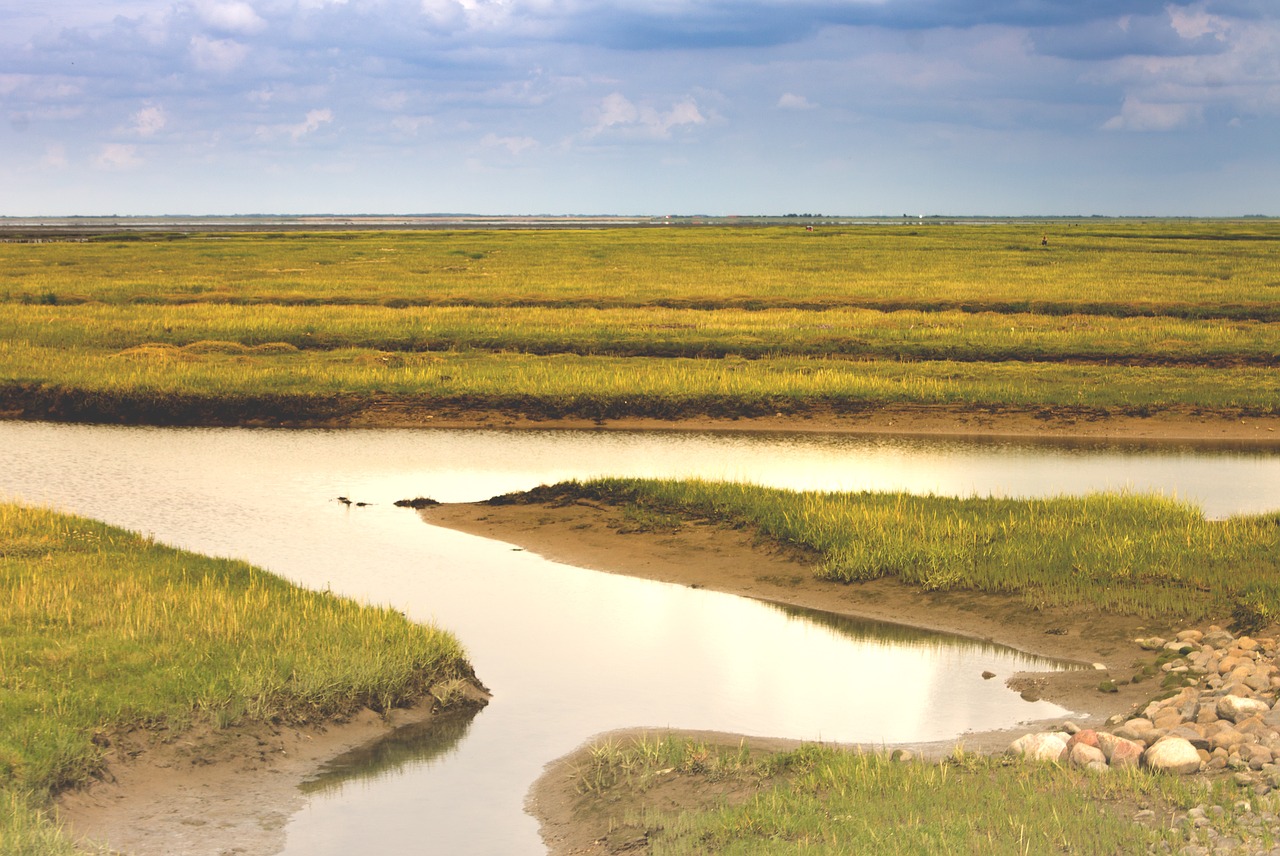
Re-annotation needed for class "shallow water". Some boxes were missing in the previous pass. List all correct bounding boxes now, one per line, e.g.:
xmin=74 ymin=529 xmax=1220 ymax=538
xmin=3 ymin=423 xmax=1278 ymax=854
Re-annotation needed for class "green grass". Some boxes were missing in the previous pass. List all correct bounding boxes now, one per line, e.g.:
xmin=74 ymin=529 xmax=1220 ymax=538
xmin=512 ymin=480 xmax=1280 ymax=621
xmin=0 ymin=503 xmax=474 ymax=851
xmin=2 ymin=221 xmax=1279 ymax=423
xmin=571 ymin=736 xmax=1240 ymax=855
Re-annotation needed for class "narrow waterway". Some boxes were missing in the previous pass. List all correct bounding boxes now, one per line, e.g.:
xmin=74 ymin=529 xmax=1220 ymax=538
xmin=3 ymin=423 xmax=1278 ymax=854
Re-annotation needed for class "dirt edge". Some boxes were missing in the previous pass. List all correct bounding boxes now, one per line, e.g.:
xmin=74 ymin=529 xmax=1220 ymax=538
xmin=54 ymin=684 xmax=489 ymax=856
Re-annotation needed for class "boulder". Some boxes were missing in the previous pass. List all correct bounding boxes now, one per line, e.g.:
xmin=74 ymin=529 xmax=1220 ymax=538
xmin=1097 ymin=733 xmax=1144 ymax=768
xmin=1144 ymin=737 xmax=1203 ymax=774
xmin=1115 ymin=718 xmax=1157 ymax=745
xmin=1008 ymin=733 xmax=1068 ymax=763
xmin=1069 ymin=742 xmax=1107 ymax=768
xmin=1218 ymin=695 xmax=1271 ymax=724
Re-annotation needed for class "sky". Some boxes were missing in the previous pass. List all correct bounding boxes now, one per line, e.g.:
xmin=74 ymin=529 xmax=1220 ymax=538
xmin=1 ymin=0 xmax=1278 ymax=216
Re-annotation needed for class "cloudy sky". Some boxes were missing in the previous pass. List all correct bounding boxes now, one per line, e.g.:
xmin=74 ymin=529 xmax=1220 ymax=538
xmin=2 ymin=0 xmax=1278 ymax=216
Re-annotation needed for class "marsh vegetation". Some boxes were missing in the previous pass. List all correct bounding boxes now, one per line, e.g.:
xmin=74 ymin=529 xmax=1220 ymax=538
xmin=0 ymin=504 xmax=475 ymax=852
xmin=2 ymin=221 xmax=1277 ymax=423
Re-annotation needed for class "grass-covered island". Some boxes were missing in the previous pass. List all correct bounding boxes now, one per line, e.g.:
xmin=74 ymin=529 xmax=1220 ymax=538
xmin=0 ymin=503 xmax=483 ymax=854
xmin=426 ymin=479 xmax=1280 ymax=854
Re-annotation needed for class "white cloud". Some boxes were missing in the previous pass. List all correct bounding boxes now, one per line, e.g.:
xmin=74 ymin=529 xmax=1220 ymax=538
xmin=481 ymin=132 xmax=537 ymax=155
xmin=194 ymin=0 xmax=268 ymax=36
xmin=777 ymin=92 xmax=816 ymax=110
xmin=94 ymin=143 xmax=143 ymax=171
xmin=1102 ymin=96 xmax=1202 ymax=131
xmin=131 ymin=104 xmax=167 ymax=137
xmin=190 ymin=35 xmax=251 ymax=73
xmin=290 ymin=108 xmax=334 ymax=140
xmin=589 ymin=93 xmax=705 ymax=139
xmin=1167 ymin=5 xmax=1226 ymax=42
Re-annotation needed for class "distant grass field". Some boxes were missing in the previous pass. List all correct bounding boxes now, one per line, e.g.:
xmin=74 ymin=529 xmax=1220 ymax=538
xmin=0 ymin=504 xmax=475 ymax=852
xmin=2 ymin=221 xmax=1278 ymax=422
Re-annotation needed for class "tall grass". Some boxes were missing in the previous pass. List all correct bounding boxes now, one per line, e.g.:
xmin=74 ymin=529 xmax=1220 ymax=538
xmin=0 ymin=503 xmax=474 ymax=849
xmin=3 ymin=342 xmax=1278 ymax=419
xmin=5 ymin=303 xmax=1278 ymax=366
xmin=526 ymin=480 xmax=1280 ymax=621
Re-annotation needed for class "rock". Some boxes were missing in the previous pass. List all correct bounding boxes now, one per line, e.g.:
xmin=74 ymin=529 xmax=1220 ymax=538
xmin=1137 ymin=637 xmax=1167 ymax=651
xmin=1008 ymin=733 xmax=1068 ymax=763
xmin=1069 ymin=742 xmax=1107 ymax=768
xmin=1115 ymin=718 xmax=1157 ymax=745
xmin=1176 ymin=629 xmax=1205 ymax=644
xmin=1066 ymin=729 xmax=1100 ymax=749
xmin=981 ymin=670 xmax=995 ymax=680
xmin=1218 ymin=695 xmax=1271 ymax=723
xmin=1097 ymin=733 xmax=1144 ymax=768
xmin=1144 ymin=737 xmax=1203 ymax=774
xmin=1204 ymin=628 xmax=1237 ymax=649
xmin=1166 ymin=724 xmax=1209 ymax=751
xmin=1209 ymin=724 xmax=1247 ymax=751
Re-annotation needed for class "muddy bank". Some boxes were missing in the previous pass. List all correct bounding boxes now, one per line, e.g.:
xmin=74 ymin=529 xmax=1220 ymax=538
xmin=4 ymin=386 xmax=1280 ymax=445
xmin=55 ymin=686 xmax=489 ymax=856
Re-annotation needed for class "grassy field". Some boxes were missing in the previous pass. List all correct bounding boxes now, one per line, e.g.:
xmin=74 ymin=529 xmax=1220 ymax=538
xmin=503 ymin=479 xmax=1280 ymax=625
xmin=0 ymin=503 xmax=476 ymax=853
xmin=569 ymin=735 xmax=1241 ymax=855
xmin=2 ymin=221 xmax=1278 ymax=423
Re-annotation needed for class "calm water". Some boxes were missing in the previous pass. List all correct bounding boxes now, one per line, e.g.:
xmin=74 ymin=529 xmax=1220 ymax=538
xmin=3 ymin=423 xmax=1279 ymax=854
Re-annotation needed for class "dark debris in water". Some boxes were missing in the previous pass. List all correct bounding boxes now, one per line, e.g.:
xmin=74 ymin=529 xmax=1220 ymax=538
xmin=394 ymin=497 xmax=440 ymax=509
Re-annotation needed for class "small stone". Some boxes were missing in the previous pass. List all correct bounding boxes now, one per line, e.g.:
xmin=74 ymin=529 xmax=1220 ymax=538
xmin=1137 ymin=637 xmax=1167 ymax=651
xmin=981 ymin=670 xmax=996 ymax=680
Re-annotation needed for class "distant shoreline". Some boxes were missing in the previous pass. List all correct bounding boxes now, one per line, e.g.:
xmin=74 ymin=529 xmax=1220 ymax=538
xmin=4 ymin=213 xmax=1265 ymax=238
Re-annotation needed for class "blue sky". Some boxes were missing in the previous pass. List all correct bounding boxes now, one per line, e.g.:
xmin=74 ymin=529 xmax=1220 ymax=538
xmin=2 ymin=0 xmax=1277 ymax=216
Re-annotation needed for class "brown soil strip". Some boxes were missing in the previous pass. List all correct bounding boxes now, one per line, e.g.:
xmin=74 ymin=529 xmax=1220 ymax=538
xmin=6 ymin=392 xmax=1280 ymax=445
xmin=337 ymin=403 xmax=1280 ymax=445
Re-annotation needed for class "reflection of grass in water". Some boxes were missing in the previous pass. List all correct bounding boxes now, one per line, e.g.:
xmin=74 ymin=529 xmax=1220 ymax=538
xmin=300 ymin=706 xmax=481 ymax=796
xmin=771 ymin=603 xmax=1075 ymax=672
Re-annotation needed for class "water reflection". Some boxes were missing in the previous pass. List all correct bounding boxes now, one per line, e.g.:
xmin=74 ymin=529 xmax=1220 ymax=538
xmin=773 ymin=602 xmax=1074 ymax=671
xmin=301 ymin=707 xmax=481 ymax=796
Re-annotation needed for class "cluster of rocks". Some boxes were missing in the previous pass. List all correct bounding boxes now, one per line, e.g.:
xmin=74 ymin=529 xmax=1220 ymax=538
xmin=1008 ymin=626 xmax=1280 ymax=788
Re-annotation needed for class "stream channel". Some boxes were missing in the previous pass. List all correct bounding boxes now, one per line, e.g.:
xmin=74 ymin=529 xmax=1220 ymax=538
xmin=3 ymin=422 xmax=1279 ymax=854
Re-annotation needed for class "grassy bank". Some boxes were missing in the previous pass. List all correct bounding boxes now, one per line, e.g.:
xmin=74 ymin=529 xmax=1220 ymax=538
xmin=0 ymin=503 xmax=477 ymax=852
xmin=503 ymin=480 xmax=1280 ymax=625
xmin=568 ymin=735 xmax=1236 ymax=855
xmin=2 ymin=221 xmax=1278 ymax=425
